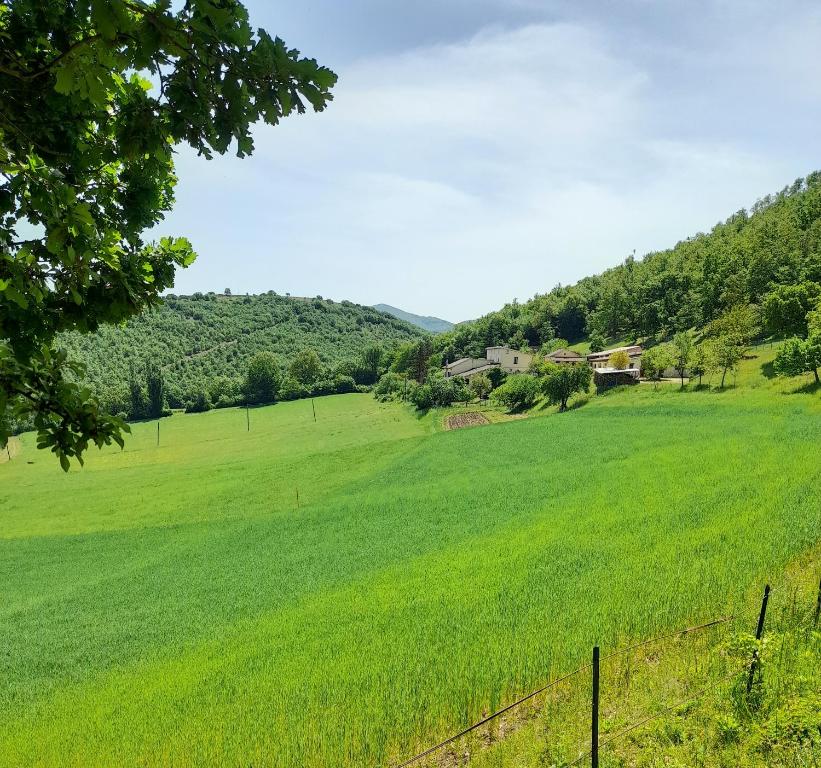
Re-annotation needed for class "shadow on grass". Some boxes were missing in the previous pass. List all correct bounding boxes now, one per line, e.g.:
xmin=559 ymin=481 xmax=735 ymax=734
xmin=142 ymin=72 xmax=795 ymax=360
xmin=786 ymin=380 xmax=821 ymax=395
xmin=761 ymin=361 xmax=777 ymax=380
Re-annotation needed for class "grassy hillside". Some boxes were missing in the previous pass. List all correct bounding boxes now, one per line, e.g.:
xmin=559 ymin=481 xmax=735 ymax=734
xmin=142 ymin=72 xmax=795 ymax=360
xmin=57 ymin=292 xmax=424 ymax=406
xmin=373 ymin=303 xmax=455 ymax=333
xmin=1 ymin=348 xmax=819 ymax=766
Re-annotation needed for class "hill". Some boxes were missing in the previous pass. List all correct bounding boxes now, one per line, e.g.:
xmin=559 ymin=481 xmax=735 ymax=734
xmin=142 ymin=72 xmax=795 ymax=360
xmin=373 ymin=303 xmax=454 ymax=333
xmin=438 ymin=172 xmax=821 ymax=359
xmin=1 ymin=348 xmax=819 ymax=766
xmin=57 ymin=292 xmax=424 ymax=409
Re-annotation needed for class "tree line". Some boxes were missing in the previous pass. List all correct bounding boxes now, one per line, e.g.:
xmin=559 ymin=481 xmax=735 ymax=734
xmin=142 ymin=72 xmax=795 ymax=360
xmin=431 ymin=173 xmax=821 ymax=360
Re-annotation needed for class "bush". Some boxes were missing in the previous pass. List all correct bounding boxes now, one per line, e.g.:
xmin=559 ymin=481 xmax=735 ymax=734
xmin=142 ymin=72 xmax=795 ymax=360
xmin=374 ymin=372 xmax=406 ymax=400
xmin=410 ymin=383 xmax=434 ymax=410
xmin=279 ymin=376 xmax=307 ymax=401
xmin=491 ymin=374 xmax=541 ymax=412
xmin=185 ymin=390 xmax=212 ymax=413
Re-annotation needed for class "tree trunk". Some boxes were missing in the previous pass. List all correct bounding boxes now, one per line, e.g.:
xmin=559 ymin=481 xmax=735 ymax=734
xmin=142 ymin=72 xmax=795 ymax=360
xmin=721 ymin=367 xmax=728 ymax=388
xmin=814 ymin=368 xmax=820 ymax=384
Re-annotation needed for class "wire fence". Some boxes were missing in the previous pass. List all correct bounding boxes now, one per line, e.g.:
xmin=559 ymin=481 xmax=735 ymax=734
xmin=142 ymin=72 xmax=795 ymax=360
xmin=391 ymin=579 xmax=819 ymax=768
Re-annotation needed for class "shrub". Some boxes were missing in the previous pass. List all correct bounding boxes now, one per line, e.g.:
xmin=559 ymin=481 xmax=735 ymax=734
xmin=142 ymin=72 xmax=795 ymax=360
xmin=185 ymin=390 xmax=212 ymax=413
xmin=374 ymin=372 xmax=406 ymax=400
xmin=491 ymin=375 xmax=541 ymax=412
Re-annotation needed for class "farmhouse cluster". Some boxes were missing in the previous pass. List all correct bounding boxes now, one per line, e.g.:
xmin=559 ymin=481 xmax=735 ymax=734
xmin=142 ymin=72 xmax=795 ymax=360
xmin=444 ymin=344 xmax=657 ymax=387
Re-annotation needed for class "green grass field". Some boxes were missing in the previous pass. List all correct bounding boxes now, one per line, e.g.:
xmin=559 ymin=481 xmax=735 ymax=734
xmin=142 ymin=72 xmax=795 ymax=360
xmin=1 ymin=349 xmax=820 ymax=767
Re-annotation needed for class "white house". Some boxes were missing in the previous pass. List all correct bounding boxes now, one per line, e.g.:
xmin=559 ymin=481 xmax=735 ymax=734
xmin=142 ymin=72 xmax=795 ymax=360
xmin=486 ymin=346 xmax=533 ymax=373
xmin=586 ymin=345 xmax=643 ymax=373
xmin=445 ymin=346 xmax=534 ymax=380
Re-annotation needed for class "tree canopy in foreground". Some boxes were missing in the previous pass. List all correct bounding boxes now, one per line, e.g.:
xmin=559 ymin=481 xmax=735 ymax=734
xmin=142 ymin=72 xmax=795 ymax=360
xmin=0 ymin=0 xmax=336 ymax=468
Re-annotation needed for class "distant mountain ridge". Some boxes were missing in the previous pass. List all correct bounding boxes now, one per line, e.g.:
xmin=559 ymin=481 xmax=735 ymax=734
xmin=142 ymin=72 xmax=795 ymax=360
xmin=373 ymin=304 xmax=454 ymax=333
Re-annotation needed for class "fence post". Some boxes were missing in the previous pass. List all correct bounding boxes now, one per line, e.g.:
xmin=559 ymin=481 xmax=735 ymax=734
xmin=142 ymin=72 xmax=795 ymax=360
xmin=312 ymin=398 xmax=316 ymax=422
xmin=591 ymin=646 xmax=600 ymax=768
xmin=246 ymin=404 xmax=250 ymax=432
xmin=157 ymin=420 xmax=160 ymax=447
xmin=746 ymin=584 xmax=770 ymax=694
xmin=814 ymin=577 xmax=821 ymax=627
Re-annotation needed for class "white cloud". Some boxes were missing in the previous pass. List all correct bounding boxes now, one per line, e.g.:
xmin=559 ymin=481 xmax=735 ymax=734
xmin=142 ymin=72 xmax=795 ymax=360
xmin=164 ymin=8 xmax=818 ymax=320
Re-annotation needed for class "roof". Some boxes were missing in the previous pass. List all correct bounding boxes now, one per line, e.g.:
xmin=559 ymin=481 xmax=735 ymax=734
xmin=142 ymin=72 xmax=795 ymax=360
xmin=455 ymin=363 xmax=500 ymax=377
xmin=587 ymin=345 xmax=643 ymax=361
xmin=546 ymin=348 xmax=583 ymax=360
xmin=445 ymin=357 xmax=473 ymax=369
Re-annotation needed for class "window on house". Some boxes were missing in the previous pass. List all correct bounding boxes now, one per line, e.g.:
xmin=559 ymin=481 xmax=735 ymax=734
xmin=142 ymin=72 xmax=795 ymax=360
xmin=513 ymin=356 xmax=519 ymax=364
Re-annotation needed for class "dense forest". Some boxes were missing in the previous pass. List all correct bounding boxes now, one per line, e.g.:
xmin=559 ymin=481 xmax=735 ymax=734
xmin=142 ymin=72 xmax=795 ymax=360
xmin=436 ymin=172 xmax=821 ymax=360
xmin=58 ymin=293 xmax=423 ymax=416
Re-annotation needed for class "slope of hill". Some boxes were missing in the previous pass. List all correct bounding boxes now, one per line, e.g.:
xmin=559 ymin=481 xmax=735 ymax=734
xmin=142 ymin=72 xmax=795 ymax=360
xmin=438 ymin=172 xmax=821 ymax=359
xmin=58 ymin=293 xmax=424 ymax=407
xmin=373 ymin=303 xmax=454 ymax=333
xmin=1 ymin=350 xmax=819 ymax=767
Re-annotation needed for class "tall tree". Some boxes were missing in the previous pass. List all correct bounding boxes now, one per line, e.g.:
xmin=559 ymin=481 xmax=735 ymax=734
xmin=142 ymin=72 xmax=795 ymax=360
xmin=1 ymin=0 xmax=336 ymax=467
xmin=541 ymin=363 xmax=592 ymax=411
xmin=671 ymin=332 xmax=693 ymax=388
xmin=289 ymin=349 xmax=322 ymax=386
xmin=244 ymin=352 xmax=281 ymax=404
xmin=145 ymin=360 xmax=164 ymax=419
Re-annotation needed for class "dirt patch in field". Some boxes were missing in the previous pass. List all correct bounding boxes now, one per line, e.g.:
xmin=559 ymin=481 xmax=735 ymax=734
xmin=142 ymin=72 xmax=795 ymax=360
xmin=446 ymin=412 xmax=490 ymax=430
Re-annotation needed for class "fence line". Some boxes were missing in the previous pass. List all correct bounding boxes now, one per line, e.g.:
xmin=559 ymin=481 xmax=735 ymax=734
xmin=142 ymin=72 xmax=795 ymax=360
xmin=391 ymin=614 xmax=736 ymax=768
xmin=566 ymin=666 xmax=744 ymax=767
xmin=392 ymin=664 xmax=590 ymax=768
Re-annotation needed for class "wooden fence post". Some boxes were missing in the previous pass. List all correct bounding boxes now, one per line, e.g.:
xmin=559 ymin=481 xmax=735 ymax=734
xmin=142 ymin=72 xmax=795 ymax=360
xmin=591 ymin=646 xmax=600 ymax=768
xmin=157 ymin=420 xmax=160 ymax=447
xmin=747 ymin=584 xmax=770 ymax=694
xmin=246 ymin=404 xmax=250 ymax=432
xmin=312 ymin=398 xmax=316 ymax=422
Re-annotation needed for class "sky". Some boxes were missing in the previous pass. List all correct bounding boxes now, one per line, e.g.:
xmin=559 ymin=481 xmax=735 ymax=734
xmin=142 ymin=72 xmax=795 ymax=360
xmin=160 ymin=0 xmax=821 ymax=322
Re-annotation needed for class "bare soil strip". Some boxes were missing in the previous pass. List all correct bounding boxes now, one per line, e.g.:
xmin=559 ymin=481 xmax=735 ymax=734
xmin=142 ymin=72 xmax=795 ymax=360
xmin=446 ymin=412 xmax=490 ymax=430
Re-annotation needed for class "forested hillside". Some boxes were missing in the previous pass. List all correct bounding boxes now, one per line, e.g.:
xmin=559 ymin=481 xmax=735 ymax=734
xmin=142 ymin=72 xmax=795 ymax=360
xmin=58 ymin=293 xmax=423 ymax=413
xmin=438 ymin=172 xmax=821 ymax=358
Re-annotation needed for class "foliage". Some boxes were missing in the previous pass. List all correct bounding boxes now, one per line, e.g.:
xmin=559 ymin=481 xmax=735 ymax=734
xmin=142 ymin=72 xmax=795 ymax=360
xmin=373 ymin=372 xmax=407 ymax=401
xmin=469 ymin=373 xmax=492 ymax=401
xmin=607 ymin=350 xmax=631 ymax=369
xmin=145 ymin=361 xmax=164 ymax=419
xmin=491 ymin=374 xmax=541 ymax=412
xmin=671 ymin=331 xmax=693 ymax=386
xmin=763 ymin=282 xmax=820 ymax=338
xmin=774 ymin=335 xmax=821 ymax=384
xmin=711 ymin=335 xmax=746 ymax=388
xmin=540 ymin=363 xmax=592 ymax=411
xmin=358 ymin=344 xmax=384 ymax=385
xmin=409 ymin=372 xmax=465 ymax=410
xmin=288 ymin=349 xmax=322 ymax=387
xmin=184 ymin=389 xmax=211 ymax=414
xmin=0 ymin=0 xmax=336 ymax=467
xmin=588 ymin=331 xmax=605 ymax=353
xmin=56 ymin=293 xmax=423 ymax=418
xmin=244 ymin=352 xmax=281 ymax=405
xmin=689 ymin=344 xmax=710 ymax=386
xmin=642 ymin=343 xmax=675 ymax=380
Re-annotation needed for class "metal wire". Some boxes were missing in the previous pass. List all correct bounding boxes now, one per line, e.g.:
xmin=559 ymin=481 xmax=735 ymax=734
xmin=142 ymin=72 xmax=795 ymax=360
xmin=565 ymin=667 xmax=744 ymax=767
xmin=391 ymin=614 xmax=735 ymax=768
